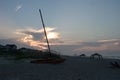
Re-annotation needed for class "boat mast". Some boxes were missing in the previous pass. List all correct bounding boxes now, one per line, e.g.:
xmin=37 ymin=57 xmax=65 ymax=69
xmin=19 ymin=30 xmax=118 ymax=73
xmin=39 ymin=9 xmax=51 ymax=54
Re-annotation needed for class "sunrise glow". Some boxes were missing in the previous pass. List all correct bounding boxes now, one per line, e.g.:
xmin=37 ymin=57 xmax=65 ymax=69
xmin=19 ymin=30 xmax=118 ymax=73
xmin=47 ymin=32 xmax=59 ymax=39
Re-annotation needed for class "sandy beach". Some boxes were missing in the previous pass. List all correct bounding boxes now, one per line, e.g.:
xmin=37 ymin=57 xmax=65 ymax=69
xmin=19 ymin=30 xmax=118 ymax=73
xmin=0 ymin=57 xmax=120 ymax=80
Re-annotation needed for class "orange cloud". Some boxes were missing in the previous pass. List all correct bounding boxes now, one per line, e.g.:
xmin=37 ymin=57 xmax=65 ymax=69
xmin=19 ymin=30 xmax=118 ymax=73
xmin=16 ymin=27 xmax=60 ymax=50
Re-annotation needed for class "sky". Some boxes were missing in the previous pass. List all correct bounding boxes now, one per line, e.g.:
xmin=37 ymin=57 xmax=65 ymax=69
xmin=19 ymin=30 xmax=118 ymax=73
xmin=0 ymin=0 xmax=120 ymax=56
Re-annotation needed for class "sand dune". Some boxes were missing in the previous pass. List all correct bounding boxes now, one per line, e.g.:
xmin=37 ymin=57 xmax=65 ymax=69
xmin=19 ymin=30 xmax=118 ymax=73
xmin=0 ymin=57 xmax=120 ymax=80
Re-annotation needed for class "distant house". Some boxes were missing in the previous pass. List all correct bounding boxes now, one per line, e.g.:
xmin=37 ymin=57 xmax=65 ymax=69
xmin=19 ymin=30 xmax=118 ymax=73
xmin=5 ymin=44 xmax=17 ymax=51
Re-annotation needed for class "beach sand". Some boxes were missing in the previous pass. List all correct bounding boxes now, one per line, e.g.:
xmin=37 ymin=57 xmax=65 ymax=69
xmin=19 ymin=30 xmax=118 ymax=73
xmin=0 ymin=57 xmax=120 ymax=80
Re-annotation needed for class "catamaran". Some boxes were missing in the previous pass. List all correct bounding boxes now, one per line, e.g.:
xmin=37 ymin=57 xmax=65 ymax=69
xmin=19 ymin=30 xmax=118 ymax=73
xmin=30 ymin=9 xmax=65 ymax=64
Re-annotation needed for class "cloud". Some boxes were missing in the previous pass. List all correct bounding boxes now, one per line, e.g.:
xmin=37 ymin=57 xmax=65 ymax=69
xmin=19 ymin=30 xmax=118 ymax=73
xmin=0 ymin=38 xmax=34 ymax=49
xmin=0 ymin=38 xmax=120 ymax=56
xmin=15 ymin=4 xmax=22 ymax=12
xmin=15 ymin=27 xmax=120 ymax=55
xmin=15 ymin=27 xmax=60 ymax=50
xmin=74 ymin=39 xmax=120 ymax=53
xmin=97 ymin=39 xmax=120 ymax=43
xmin=15 ymin=27 xmax=85 ymax=50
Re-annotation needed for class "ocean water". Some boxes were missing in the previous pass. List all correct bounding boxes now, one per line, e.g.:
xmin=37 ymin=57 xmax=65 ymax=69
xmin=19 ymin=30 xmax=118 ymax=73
xmin=104 ymin=56 xmax=120 ymax=60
